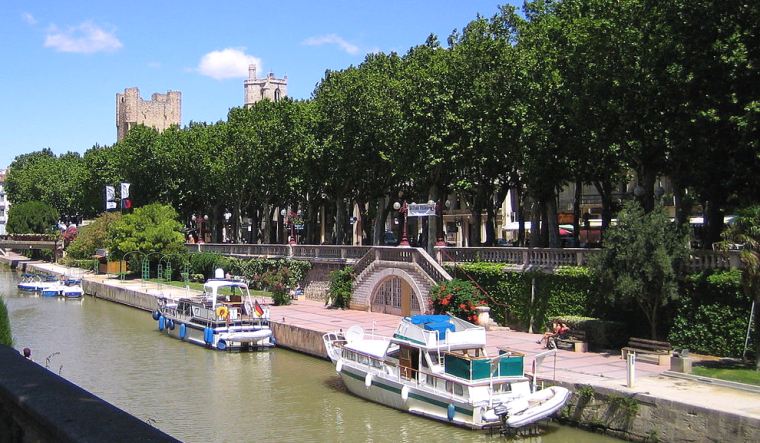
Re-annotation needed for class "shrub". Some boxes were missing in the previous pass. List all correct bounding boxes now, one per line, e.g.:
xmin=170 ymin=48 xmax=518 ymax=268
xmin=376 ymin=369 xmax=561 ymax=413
xmin=60 ymin=257 xmax=99 ymax=271
xmin=669 ymin=270 xmax=753 ymax=357
xmin=429 ymin=279 xmax=487 ymax=323
xmin=327 ymin=267 xmax=354 ymax=309
xmin=7 ymin=200 xmax=59 ymax=234
xmin=66 ymin=212 xmax=121 ymax=259
xmin=261 ymin=267 xmax=291 ymax=306
xmin=0 ymin=298 xmax=11 ymax=346
xmin=189 ymin=252 xmax=232 ymax=279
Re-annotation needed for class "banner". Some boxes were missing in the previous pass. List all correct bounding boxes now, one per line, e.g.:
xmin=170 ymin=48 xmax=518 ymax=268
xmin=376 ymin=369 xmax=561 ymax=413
xmin=106 ymin=201 xmax=117 ymax=210
xmin=105 ymin=186 xmax=115 ymax=202
xmin=407 ymin=203 xmax=436 ymax=217
xmin=120 ymin=182 xmax=130 ymax=199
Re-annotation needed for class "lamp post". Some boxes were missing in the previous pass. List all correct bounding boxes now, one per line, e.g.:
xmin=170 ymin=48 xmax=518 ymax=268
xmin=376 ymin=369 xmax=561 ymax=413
xmin=431 ymin=199 xmax=449 ymax=247
xmin=191 ymin=214 xmax=208 ymax=243
xmin=393 ymin=199 xmax=410 ymax=247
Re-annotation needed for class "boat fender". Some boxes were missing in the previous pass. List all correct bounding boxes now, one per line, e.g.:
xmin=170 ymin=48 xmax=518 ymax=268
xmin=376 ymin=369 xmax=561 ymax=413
xmin=203 ymin=327 xmax=213 ymax=345
xmin=335 ymin=359 xmax=343 ymax=374
xmin=447 ymin=404 xmax=456 ymax=421
xmin=217 ymin=339 xmax=227 ymax=351
xmin=364 ymin=373 xmax=373 ymax=388
xmin=401 ymin=385 xmax=409 ymax=402
xmin=179 ymin=323 xmax=187 ymax=340
xmin=270 ymin=336 xmax=276 ymax=346
xmin=167 ymin=319 xmax=175 ymax=331
xmin=152 ymin=310 xmax=160 ymax=320
xmin=158 ymin=316 xmax=166 ymax=332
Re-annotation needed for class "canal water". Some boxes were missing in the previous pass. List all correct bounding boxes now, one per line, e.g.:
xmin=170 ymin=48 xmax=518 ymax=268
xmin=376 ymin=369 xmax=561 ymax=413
xmin=2 ymin=269 xmax=619 ymax=442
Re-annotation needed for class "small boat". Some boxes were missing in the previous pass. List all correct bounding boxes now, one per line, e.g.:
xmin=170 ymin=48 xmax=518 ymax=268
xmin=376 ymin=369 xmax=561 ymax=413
xmin=153 ymin=278 xmax=273 ymax=351
xmin=323 ymin=314 xmax=570 ymax=430
xmin=41 ymin=284 xmax=65 ymax=297
xmin=63 ymin=284 xmax=84 ymax=298
xmin=18 ymin=275 xmax=59 ymax=293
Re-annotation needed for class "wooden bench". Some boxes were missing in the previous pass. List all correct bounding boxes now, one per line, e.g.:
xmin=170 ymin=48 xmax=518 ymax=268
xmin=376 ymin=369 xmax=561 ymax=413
xmin=554 ymin=330 xmax=588 ymax=353
xmin=621 ymin=337 xmax=672 ymax=366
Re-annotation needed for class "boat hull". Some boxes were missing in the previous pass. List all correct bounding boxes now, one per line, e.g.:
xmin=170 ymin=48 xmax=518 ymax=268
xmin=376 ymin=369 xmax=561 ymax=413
xmin=157 ymin=315 xmax=273 ymax=351
xmin=338 ymin=365 xmax=485 ymax=429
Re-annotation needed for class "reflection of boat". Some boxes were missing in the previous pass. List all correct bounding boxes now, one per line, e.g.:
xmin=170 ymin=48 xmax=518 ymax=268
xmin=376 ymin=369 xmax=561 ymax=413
xmin=154 ymin=279 xmax=273 ymax=351
xmin=323 ymin=315 xmax=569 ymax=430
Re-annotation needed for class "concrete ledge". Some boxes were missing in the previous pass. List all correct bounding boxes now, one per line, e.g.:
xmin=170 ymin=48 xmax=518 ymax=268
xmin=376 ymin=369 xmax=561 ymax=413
xmin=270 ymin=322 xmax=329 ymax=360
xmin=0 ymin=346 xmax=177 ymax=442
xmin=663 ymin=371 xmax=760 ymax=394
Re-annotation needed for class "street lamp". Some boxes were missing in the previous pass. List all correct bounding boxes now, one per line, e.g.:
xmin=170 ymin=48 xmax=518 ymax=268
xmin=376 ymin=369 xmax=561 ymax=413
xmin=191 ymin=214 xmax=208 ymax=243
xmin=393 ymin=199 xmax=410 ymax=247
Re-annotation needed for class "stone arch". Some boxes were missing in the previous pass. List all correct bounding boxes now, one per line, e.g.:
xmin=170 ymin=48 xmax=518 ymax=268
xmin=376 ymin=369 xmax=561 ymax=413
xmin=357 ymin=267 xmax=429 ymax=316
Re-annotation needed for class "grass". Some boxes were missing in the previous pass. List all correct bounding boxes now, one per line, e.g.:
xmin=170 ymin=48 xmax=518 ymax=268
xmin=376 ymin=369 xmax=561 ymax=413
xmin=692 ymin=362 xmax=760 ymax=386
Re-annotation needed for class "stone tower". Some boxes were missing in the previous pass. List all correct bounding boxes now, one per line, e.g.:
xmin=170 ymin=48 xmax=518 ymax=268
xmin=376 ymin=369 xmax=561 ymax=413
xmin=116 ymin=87 xmax=181 ymax=141
xmin=244 ymin=65 xmax=288 ymax=107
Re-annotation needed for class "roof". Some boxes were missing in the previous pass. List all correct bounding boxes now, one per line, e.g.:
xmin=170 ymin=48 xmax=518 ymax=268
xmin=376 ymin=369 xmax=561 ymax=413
xmin=344 ymin=339 xmax=390 ymax=359
xmin=203 ymin=279 xmax=249 ymax=293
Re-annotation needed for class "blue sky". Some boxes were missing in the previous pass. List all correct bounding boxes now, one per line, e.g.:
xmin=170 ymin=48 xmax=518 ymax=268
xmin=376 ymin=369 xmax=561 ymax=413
xmin=0 ymin=1 xmax=518 ymax=168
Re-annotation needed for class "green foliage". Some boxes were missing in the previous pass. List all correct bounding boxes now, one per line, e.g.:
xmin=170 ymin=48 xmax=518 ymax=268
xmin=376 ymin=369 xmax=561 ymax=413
xmin=429 ymin=279 xmax=486 ymax=322
xmin=0 ymin=298 xmax=11 ymax=347
xmin=448 ymin=263 xmax=599 ymax=330
xmin=59 ymin=257 xmax=99 ymax=271
xmin=65 ymin=212 xmax=122 ymax=259
xmin=189 ymin=252 xmax=234 ymax=279
xmin=260 ymin=267 xmax=291 ymax=306
xmin=669 ymin=270 xmax=754 ymax=357
xmin=590 ymin=201 xmax=688 ymax=339
xmin=7 ymin=200 xmax=59 ymax=234
xmin=106 ymin=203 xmax=185 ymax=260
xmin=327 ymin=267 xmax=354 ymax=309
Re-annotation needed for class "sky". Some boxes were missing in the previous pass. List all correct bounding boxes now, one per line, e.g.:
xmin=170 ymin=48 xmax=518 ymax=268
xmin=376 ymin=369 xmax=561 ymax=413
xmin=0 ymin=0 xmax=518 ymax=168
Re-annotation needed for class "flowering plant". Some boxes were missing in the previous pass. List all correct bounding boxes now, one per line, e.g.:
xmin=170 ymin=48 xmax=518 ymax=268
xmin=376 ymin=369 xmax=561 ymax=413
xmin=428 ymin=279 xmax=486 ymax=323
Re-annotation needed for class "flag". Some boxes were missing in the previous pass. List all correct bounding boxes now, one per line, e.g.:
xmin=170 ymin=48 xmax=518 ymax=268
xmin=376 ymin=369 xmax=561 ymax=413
xmin=105 ymin=186 xmax=115 ymax=201
xmin=254 ymin=300 xmax=264 ymax=317
xmin=120 ymin=182 xmax=130 ymax=199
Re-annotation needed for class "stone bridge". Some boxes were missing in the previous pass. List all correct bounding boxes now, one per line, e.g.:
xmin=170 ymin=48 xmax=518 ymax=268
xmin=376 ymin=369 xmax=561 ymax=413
xmin=188 ymin=243 xmax=741 ymax=315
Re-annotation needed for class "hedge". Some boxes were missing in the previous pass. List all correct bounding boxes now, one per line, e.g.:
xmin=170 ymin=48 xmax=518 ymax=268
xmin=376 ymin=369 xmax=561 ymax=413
xmin=446 ymin=263 xmax=598 ymax=331
xmin=668 ymin=270 xmax=755 ymax=358
xmin=0 ymin=298 xmax=11 ymax=347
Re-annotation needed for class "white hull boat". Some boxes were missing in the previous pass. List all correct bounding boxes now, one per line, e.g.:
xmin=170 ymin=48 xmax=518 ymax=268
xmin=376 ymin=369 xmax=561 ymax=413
xmin=323 ymin=315 xmax=569 ymax=430
xmin=154 ymin=278 xmax=273 ymax=351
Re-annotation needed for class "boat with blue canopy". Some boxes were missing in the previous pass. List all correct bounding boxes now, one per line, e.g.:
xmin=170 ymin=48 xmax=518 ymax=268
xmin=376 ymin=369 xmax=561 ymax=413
xmin=323 ymin=314 xmax=569 ymax=430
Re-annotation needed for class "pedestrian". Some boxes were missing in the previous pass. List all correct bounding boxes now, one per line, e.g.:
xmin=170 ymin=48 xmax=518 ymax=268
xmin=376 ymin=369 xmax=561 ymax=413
xmin=22 ymin=347 xmax=31 ymax=359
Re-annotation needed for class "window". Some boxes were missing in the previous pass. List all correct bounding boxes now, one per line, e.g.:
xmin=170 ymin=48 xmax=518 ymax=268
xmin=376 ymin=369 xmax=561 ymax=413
xmin=454 ymin=383 xmax=464 ymax=396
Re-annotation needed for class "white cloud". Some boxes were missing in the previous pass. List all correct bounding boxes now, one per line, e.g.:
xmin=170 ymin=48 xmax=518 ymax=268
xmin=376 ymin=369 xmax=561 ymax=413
xmin=44 ymin=21 xmax=122 ymax=54
xmin=197 ymin=48 xmax=261 ymax=80
xmin=302 ymin=34 xmax=360 ymax=55
xmin=21 ymin=12 xmax=37 ymax=25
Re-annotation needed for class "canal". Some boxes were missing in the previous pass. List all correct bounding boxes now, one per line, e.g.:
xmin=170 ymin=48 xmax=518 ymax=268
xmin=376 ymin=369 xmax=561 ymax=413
xmin=2 ymin=269 xmax=619 ymax=442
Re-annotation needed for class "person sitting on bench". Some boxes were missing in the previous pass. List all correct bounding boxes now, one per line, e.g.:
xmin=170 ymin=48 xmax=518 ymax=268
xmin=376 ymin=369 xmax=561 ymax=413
xmin=537 ymin=321 xmax=561 ymax=347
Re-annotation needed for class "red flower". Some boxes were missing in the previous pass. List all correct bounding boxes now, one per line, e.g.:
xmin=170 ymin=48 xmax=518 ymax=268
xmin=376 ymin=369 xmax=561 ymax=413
xmin=459 ymin=303 xmax=467 ymax=310
xmin=441 ymin=298 xmax=449 ymax=306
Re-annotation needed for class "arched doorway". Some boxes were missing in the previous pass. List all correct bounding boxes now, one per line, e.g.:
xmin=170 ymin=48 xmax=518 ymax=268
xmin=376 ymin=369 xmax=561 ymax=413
xmin=370 ymin=276 xmax=421 ymax=316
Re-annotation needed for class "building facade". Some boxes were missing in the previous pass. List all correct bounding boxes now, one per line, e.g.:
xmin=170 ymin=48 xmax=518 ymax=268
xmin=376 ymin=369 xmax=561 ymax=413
xmin=116 ymin=87 xmax=181 ymax=141
xmin=0 ymin=169 xmax=10 ymax=235
xmin=244 ymin=65 xmax=287 ymax=106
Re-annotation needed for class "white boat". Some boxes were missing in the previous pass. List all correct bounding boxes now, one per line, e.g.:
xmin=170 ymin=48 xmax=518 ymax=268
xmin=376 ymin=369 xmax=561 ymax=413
xmin=63 ymin=284 xmax=84 ymax=298
xmin=154 ymin=279 xmax=273 ymax=351
xmin=41 ymin=284 xmax=65 ymax=297
xmin=323 ymin=314 xmax=570 ymax=430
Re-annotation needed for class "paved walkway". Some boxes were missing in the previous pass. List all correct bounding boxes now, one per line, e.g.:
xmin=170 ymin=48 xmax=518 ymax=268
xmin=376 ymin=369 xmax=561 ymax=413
xmin=9 ymin=256 xmax=760 ymax=422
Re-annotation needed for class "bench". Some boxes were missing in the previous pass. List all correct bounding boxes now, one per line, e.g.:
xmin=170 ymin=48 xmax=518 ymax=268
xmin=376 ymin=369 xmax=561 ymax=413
xmin=554 ymin=330 xmax=588 ymax=353
xmin=621 ymin=337 xmax=672 ymax=366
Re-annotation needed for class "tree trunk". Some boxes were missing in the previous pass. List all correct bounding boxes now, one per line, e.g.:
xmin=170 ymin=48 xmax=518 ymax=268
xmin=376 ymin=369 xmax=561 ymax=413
xmin=517 ymin=190 xmax=526 ymax=246
xmin=334 ymin=196 xmax=346 ymax=245
xmin=546 ymin=196 xmax=559 ymax=248
xmin=573 ymin=179 xmax=582 ymax=246
xmin=530 ymin=200 xmax=541 ymax=247
xmin=640 ymin=169 xmax=657 ymax=213
xmin=427 ymin=185 xmax=439 ymax=254
xmin=703 ymin=197 xmax=725 ymax=249
xmin=470 ymin=197 xmax=482 ymax=246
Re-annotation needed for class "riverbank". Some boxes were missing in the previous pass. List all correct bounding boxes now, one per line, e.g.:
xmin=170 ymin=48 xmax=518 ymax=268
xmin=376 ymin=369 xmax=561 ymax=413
xmin=5 ymin=255 xmax=760 ymax=442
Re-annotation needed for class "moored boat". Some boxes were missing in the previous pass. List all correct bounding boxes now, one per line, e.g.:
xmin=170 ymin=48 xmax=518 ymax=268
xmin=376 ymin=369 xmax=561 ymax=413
xmin=63 ymin=284 xmax=84 ymax=298
xmin=153 ymin=278 xmax=273 ymax=351
xmin=323 ymin=314 xmax=570 ymax=430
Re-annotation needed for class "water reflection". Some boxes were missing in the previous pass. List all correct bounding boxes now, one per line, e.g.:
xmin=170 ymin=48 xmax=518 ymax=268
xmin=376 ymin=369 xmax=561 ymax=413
xmin=2 ymin=269 xmax=618 ymax=442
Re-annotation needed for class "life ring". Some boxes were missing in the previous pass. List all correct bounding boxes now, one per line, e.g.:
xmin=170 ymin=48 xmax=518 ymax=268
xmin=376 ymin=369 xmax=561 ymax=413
xmin=215 ymin=305 xmax=229 ymax=319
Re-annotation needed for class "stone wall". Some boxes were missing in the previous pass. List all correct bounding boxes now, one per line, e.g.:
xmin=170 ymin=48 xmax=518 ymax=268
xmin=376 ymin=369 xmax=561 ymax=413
xmin=303 ymin=262 xmax=343 ymax=302
xmin=557 ymin=381 xmax=760 ymax=442
xmin=243 ymin=64 xmax=287 ymax=106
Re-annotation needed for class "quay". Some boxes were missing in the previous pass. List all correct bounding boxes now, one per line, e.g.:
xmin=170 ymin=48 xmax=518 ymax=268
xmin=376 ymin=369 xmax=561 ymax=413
xmin=4 ymin=254 xmax=760 ymax=442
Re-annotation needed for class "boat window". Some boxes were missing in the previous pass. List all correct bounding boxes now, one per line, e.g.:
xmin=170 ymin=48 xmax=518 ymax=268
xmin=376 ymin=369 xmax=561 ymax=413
xmin=493 ymin=383 xmax=512 ymax=393
xmin=386 ymin=343 xmax=400 ymax=359
xmin=426 ymin=375 xmax=434 ymax=386
xmin=445 ymin=380 xmax=453 ymax=393
xmin=371 ymin=358 xmax=383 ymax=369
xmin=454 ymin=383 xmax=464 ymax=397
xmin=358 ymin=354 xmax=369 ymax=365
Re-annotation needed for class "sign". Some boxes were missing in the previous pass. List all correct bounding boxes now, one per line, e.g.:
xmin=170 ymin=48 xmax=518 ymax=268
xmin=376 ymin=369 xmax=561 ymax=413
xmin=407 ymin=203 xmax=436 ymax=217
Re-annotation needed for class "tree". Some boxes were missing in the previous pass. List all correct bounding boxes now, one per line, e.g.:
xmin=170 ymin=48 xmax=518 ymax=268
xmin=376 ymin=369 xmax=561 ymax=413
xmin=66 ymin=212 xmax=122 ymax=259
xmin=106 ymin=203 xmax=185 ymax=262
xmin=719 ymin=205 xmax=760 ymax=369
xmin=6 ymin=201 xmax=59 ymax=234
xmin=590 ymin=201 xmax=688 ymax=339
xmin=0 ymin=298 xmax=11 ymax=347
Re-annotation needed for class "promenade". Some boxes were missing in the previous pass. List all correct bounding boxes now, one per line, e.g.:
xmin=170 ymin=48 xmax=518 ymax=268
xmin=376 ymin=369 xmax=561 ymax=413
xmin=6 ymin=255 xmax=760 ymax=440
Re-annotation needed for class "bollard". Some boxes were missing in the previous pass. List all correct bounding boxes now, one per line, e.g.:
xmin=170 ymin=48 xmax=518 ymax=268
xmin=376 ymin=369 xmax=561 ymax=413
xmin=626 ymin=352 xmax=636 ymax=387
